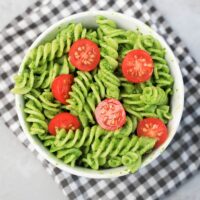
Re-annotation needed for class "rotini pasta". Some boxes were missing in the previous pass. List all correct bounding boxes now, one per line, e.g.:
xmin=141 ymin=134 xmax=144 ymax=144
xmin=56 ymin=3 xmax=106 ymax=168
xmin=121 ymin=93 xmax=157 ymax=119
xmin=156 ymin=105 xmax=173 ymax=124
xmin=66 ymin=71 xmax=93 ymax=112
xmin=99 ymin=37 xmax=119 ymax=71
xmin=24 ymin=93 xmax=48 ymax=135
xmin=122 ymin=151 xmax=141 ymax=173
xmin=39 ymin=91 xmax=61 ymax=119
xmin=120 ymin=78 xmax=171 ymax=123
xmin=96 ymin=24 xmax=121 ymax=99
xmin=98 ymin=68 xmax=120 ymax=99
xmin=140 ymin=86 xmax=168 ymax=105
xmin=52 ymin=128 xmax=155 ymax=170
xmin=11 ymin=69 xmax=34 ymax=94
xmin=12 ymin=16 xmax=174 ymax=173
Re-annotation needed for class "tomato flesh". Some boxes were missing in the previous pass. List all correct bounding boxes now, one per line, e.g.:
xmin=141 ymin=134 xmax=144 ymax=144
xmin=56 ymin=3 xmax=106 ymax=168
xmin=51 ymin=74 xmax=74 ymax=104
xmin=48 ymin=112 xmax=80 ymax=135
xmin=95 ymin=98 xmax=126 ymax=131
xmin=69 ymin=39 xmax=100 ymax=71
xmin=137 ymin=118 xmax=168 ymax=148
xmin=122 ymin=49 xmax=154 ymax=83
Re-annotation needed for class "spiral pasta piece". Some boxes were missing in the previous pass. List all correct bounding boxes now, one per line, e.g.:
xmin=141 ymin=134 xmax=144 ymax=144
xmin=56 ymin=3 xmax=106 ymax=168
xmin=82 ymin=154 xmax=100 ymax=170
xmin=121 ymin=93 xmax=157 ymax=119
xmin=11 ymin=69 xmax=34 ymax=94
xmin=41 ymin=135 xmax=55 ymax=147
xmin=137 ymin=137 xmax=156 ymax=155
xmin=28 ymin=59 xmax=47 ymax=74
xmin=96 ymin=16 xmax=117 ymax=28
xmin=55 ymin=55 xmax=76 ymax=74
xmin=140 ymin=86 xmax=168 ymax=105
xmin=122 ymin=151 xmax=141 ymax=173
xmin=97 ymin=16 xmax=127 ymax=38
xmin=33 ymin=62 xmax=55 ymax=89
xmin=32 ymin=64 xmax=48 ymax=89
xmin=81 ymin=81 xmax=105 ymax=125
xmin=66 ymin=71 xmax=93 ymax=114
xmin=119 ymin=77 xmax=153 ymax=95
xmin=98 ymin=67 xmax=120 ymax=99
xmin=156 ymin=105 xmax=173 ymax=124
xmin=24 ymin=93 xmax=47 ymax=135
xmin=122 ymin=84 xmax=172 ymax=123
xmin=119 ymin=77 xmax=135 ymax=94
xmin=99 ymin=37 xmax=119 ymax=71
xmin=117 ymin=31 xmax=139 ymax=61
xmin=154 ymin=63 xmax=174 ymax=94
xmin=57 ymin=148 xmax=82 ymax=167
xmin=30 ymin=88 xmax=41 ymax=98
xmin=85 ymin=29 xmax=99 ymax=44
xmin=107 ymin=157 xmax=122 ymax=168
xmin=134 ymin=34 xmax=155 ymax=50
xmin=71 ymin=24 xmax=98 ymax=43
xmin=39 ymin=91 xmax=61 ymax=119
xmin=97 ymin=16 xmax=127 ymax=72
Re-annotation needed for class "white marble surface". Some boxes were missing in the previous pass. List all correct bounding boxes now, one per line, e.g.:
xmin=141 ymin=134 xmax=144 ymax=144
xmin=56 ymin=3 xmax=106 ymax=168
xmin=0 ymin=0 xmax=200 ymax=199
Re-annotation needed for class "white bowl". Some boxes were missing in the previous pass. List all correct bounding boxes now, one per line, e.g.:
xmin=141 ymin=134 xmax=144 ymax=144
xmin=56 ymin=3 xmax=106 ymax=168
xmin=15 ymin=11 xmax=184 ymax=179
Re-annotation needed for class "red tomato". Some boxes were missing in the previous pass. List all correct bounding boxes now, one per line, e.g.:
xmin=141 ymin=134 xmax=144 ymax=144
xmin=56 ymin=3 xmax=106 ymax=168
xmin=48 ymin=112 xmax=80 ymax=135
xmin=122 ymin=49 xmax=154 ymax=83
xmin=137 ymin=118 xmax=168 ymax=148
xmin=69 ymin=39 xmax=100 ymax=71
xmin=95 ymin=98 xmax=126 ymax=131
xmin=51 ymin=74 xmax=74 ymax=104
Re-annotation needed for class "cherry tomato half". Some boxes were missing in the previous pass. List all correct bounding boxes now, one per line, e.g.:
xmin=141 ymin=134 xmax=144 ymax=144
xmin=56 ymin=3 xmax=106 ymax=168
xmin=69 ymin=39 xmax=100 ymax=71
xmin=48 ymin=112 xmax=80 ymax=135
xmin=137 ymin=117 xmax=168 ymax=148
xmin=95 ymin=98 xmax=126 ymax=131
xmin=122 ymin=49 xmax=154 ymax=83
xmin=51 ymin=74 xmax=74 ymax=104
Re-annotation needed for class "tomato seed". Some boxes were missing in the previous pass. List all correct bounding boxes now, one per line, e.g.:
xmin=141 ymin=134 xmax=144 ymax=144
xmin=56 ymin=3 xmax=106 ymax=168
xmin=142 ymin=128 xmax=147 ymax=132
xmin=140 ymin=58 xmax=145 ymax=62
xmin=101 ymin=110 xmax=106 ymax=114
xmin=145 ymin=124 xmax=150 ymax=128
xmin=110 ymin=120 xmax=115 ymax=125
xmin=146 ymin=63 xmax=152 ymax=67
xmin=152 ymin=124 xmax=159 ymax=129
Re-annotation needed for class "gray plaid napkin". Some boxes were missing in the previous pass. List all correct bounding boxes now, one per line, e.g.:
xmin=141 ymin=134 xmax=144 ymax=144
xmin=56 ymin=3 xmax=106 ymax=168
xmin=0 ymin=0 xmax=200 ymax=199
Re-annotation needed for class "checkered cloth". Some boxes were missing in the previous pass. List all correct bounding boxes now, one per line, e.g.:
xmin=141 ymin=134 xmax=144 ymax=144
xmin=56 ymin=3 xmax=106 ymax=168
xmin=0 ymin=0 xmax=200 ymax=199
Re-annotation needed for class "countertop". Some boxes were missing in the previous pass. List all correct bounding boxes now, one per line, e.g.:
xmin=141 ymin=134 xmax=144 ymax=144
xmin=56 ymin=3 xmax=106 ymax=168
xmin=0 ymin=0 xmax=200 ymax=199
